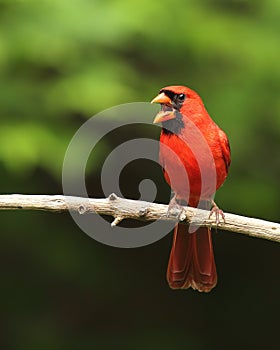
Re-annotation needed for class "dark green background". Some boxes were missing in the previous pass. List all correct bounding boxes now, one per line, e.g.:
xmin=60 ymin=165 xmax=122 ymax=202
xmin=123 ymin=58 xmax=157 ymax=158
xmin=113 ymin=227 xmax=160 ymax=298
xmin=0 ymin=0 xmax=279 ymax=349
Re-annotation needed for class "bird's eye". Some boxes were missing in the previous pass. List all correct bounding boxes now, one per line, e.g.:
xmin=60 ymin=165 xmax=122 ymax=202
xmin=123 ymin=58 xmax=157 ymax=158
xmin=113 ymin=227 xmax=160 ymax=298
xmin=177 ymin=93 xmax=186 ymax=102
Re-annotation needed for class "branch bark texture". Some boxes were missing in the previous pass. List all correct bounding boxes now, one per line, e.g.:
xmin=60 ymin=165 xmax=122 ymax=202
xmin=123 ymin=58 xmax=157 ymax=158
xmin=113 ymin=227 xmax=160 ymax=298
xmin=0 ymin=194 xmax=279 ymax=243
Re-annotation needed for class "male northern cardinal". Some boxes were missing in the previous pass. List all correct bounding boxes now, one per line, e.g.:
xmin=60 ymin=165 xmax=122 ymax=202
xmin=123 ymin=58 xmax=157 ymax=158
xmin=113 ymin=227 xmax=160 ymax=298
xmin=152 ymin=85 xmax=231 ymax=292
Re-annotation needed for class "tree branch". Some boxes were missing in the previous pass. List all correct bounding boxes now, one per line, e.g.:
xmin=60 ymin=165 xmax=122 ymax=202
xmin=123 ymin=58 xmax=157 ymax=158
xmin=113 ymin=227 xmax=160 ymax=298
xmin=0 ymin=194 xmax=279 ymax=243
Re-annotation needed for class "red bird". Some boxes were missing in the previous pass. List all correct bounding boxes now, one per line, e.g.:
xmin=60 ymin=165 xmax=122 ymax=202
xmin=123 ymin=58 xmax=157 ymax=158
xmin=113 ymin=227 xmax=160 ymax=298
xmin=151 ymin=85 xmax=231 ymax=292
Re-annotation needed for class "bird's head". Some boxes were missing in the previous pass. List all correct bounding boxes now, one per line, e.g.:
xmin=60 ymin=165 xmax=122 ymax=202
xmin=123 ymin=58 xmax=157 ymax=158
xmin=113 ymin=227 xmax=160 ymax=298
xmin=151 ymin=85 xmax=203 ymax=124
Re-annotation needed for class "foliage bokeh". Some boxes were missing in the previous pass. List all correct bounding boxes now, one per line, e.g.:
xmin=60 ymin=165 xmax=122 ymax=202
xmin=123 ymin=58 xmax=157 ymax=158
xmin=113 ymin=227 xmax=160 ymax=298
xmin=0 ymin=0 xmax=279 ymax=349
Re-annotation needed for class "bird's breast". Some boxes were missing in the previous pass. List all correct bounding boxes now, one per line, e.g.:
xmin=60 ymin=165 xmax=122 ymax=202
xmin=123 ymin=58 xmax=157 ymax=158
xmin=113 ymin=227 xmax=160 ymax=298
xmin=159 ymin=130 xmax=226 ymax=203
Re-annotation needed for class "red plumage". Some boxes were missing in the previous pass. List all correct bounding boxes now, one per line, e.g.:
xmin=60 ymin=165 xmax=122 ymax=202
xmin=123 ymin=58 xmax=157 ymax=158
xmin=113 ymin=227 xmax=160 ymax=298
xmin=152 ymin=85 xmax=231 ymax=292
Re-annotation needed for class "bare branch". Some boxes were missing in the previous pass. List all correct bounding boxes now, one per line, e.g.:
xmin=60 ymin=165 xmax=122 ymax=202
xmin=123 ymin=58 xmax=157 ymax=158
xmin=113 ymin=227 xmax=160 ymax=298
xmin=0 ymin=194 xmax=279 ymax=243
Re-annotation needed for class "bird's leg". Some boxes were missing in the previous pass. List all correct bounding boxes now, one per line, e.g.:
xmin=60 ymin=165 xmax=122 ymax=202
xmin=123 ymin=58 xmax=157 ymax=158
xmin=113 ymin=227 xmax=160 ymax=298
xmin=209 ymin=200 xmax=225 ymax=225
xmin=167 ymin=193 xmax=185 ymax=220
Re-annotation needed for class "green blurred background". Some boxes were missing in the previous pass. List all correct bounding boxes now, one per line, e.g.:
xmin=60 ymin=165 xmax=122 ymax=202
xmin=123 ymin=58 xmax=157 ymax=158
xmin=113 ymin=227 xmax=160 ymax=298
xmin=0 ymin=0 xmax=280 ymax=349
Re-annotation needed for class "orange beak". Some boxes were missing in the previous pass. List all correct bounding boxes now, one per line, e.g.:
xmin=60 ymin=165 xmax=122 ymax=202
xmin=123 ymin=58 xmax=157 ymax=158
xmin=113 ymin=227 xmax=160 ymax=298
xmin=151 ymin=92 xmax=172 ymax=105
xmin=151 ymin=92 xmax=175 ymax=124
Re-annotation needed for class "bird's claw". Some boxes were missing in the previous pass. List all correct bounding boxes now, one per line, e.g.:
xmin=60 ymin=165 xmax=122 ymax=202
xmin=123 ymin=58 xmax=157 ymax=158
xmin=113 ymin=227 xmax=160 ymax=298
xmin=167 ymin=197 xmax=186 ymax=221
xmin=209 ymin=203 xmax=225 ymax=225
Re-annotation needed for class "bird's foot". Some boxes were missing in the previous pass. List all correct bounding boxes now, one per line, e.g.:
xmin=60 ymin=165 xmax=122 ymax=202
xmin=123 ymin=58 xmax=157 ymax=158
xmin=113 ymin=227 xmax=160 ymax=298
xmin=209 ymin=200 xmax=225 ymax=225
xmin=167 ymin=196 xmax=186 ymax=221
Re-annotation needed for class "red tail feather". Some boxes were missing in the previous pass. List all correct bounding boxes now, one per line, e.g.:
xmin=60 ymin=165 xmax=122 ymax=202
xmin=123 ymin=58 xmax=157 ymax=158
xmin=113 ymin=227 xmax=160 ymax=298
xmin=167 ymin=223 xmax=217 ymax=292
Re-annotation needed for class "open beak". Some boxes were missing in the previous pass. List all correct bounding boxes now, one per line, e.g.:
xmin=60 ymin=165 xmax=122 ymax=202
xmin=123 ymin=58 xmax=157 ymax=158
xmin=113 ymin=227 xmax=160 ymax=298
xmin=151 ymin=92 xmax=176 ymax=124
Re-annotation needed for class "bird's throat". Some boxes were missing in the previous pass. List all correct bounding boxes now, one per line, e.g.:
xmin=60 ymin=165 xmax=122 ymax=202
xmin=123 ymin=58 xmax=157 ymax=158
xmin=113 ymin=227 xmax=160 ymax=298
xmin=162 ymin=111 xmax=184 ymax=135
